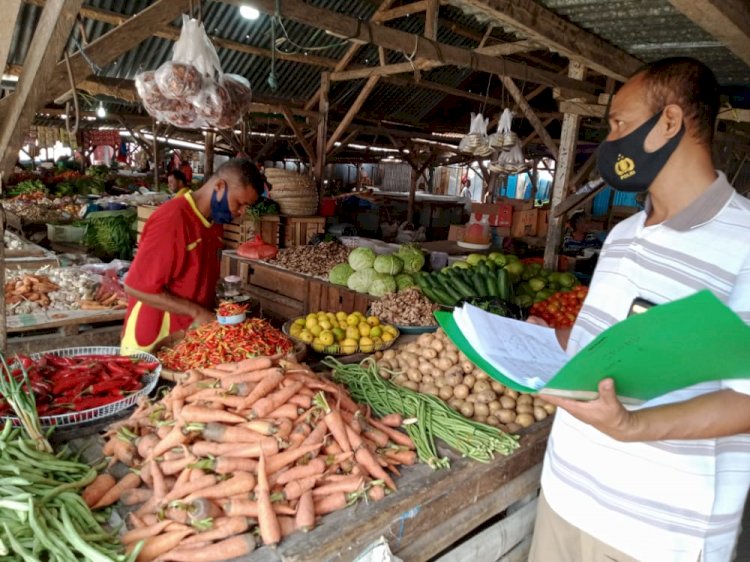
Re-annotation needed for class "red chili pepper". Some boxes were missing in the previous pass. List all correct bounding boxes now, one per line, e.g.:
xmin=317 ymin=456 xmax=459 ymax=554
xmin=43 ymin=355 xmax=75 ymax=368
xmin=88 ymin=378 xmax=132 ymax=395
xmin=52 ymin=375 xmax=94 ymax=395
xmin=71 ymin=395 xmax=118 ymax=411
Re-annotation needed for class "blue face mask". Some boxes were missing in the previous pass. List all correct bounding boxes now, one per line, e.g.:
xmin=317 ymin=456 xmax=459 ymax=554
xmin=210 ymin=187 xmax=234 ymax=224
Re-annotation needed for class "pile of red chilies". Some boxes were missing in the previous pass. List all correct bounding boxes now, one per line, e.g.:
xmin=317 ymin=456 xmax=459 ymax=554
xmin=0 ymin=354 xmax=158 ymax=416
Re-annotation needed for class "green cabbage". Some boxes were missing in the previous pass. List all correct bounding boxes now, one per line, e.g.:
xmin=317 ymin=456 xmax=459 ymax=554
xmin=329 ymin=263 xmax=354 ymax=286
xmin=369 ymin=274 xmax=397 ymax=297
xmin=347 ymin=268 xmax=377 ymax=293
xmin=374 ymin=254 xmax=404 ymax=276
xmin=397 ymin=245 xmax=426 ymax=274
xmin=348 ymin=247 xmax=376 ymax=271
xmin=395 ymin=273 xmax=415 ymax=291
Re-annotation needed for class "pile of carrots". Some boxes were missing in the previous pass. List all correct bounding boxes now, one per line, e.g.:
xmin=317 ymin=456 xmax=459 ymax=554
xmin=85 ymin=355 xmax=417 ymax=562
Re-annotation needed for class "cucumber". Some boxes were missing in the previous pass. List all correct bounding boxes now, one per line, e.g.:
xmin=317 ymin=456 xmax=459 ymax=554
xmin=421 ymin=286 xmax=444 ymax=305
xmin=497 ymin=268 xmax=510 ymax=300
xmin=470 ymin=270 xmax=486 ymax=296
xmin=484 ymin=272 xmax=495 ymax=297
xmin=451 ymin=276 xmax=476 ymax=299
xmin=432 ymin=286 xmax=457 ymax=306
xmin=437 ymin=279 xmax=462 ymax=303
xmin=486 ymin=271 xmax=500 ymax=297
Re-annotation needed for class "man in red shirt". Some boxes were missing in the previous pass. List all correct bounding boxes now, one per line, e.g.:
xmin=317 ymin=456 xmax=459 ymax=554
xmin=121 ymin=158 xmax=263 ymax=354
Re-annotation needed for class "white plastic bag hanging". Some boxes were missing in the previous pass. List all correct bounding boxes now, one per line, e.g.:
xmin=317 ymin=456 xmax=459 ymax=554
xmin=172 ymin=16 xmax=222 ymax=78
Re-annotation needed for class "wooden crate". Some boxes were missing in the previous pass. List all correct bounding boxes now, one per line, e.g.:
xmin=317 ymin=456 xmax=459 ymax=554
xmin=136 ymin=205 xmax=158 ymax=244
xmin=248 ymin=261 xmax=309 ymax=302
xmin=247 ymin=216 xmax=282 ymax=246
xmin=282 ymin=216 xmax=326 ymax=248
xmin=138 ymin=205 xmax=250 ymax=249
xmin=307 ymin=278 xmax=373 ymax=314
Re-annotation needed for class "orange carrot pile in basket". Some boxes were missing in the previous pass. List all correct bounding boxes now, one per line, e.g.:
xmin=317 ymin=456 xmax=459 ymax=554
xmin=91 ymin=355 xmax=416 ymax=561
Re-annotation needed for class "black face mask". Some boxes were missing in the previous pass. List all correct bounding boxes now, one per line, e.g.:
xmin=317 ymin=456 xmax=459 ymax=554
xmin=596 ymin=111 xmax=685 ymax=193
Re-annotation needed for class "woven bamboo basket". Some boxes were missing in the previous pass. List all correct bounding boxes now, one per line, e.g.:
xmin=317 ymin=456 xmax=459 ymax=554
xmin=265 ymin=169 xmax=319 ymax=216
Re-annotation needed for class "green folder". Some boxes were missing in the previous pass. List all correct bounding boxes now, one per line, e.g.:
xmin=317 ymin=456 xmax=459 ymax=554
xmin=435 ymin=290 xmax=750 ymax=403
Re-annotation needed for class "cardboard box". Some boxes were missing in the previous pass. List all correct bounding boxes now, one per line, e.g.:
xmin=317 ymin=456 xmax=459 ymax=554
xmin=497 ymin=196 xmax=534 ymax=212
xmin=448 ymin=225 xmax=465 ymax=242
xmin=537 ymin=210 xmax=550 ymax=237
xmin=511 ymin=209 xmax=539 ymax=238
xmin=470 ymin=203 xmax=513 ymax=227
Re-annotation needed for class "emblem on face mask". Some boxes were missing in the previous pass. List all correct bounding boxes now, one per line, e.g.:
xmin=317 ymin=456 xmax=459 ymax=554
xmin=614 ymin=154 xmax=636 ymax=180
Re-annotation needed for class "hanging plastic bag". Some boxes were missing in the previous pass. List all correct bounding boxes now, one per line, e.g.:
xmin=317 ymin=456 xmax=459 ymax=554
xmin=459 ymin=112 xmax=490 ymax=154
xmin=172 ymin=16 xmax=222 ymax=79
xmin=497 ymin=108 xmax=518 ymax=150
xmin=237 ymin=235 xmax=279 ymax=260
xmin=222 ymin=74 xmax=253 ymax=115
xmin=192 ymin=80 xmax=238 ymax=129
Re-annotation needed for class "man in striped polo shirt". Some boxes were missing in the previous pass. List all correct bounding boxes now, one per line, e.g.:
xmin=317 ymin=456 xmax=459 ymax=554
xmin=529 ymin=58 xmax=750 ymax=561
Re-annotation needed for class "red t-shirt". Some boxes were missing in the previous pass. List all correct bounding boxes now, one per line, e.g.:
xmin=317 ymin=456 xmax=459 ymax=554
xmin=123 ymin=193 xmax=223 ymax=348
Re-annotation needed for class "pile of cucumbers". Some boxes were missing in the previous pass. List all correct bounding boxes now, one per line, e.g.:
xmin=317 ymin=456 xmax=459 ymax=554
xmin=415 ymin=261 xmax=512 ymax=306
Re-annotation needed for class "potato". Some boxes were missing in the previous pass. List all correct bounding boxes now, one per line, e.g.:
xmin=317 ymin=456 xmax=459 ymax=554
xmin=404 ymin=355 xmax=419 ymax=369
xmin=406 ymin=368 xmax=422 ymax=383
xmin=417 ymin=333 xmax=434 ymax=347
xmin=474 ymin=370 xmax=489 ymax=381
xmin=434 ymin=376 xmax=447 ymax=389
xmin=383 ymin=349 xmax=397 ymax=360
xmin=448 ymin=398 xmax=465 ymax=410
xmin=515 ymin=413 xmax=535 ymax=428
xmin=458 ymin=351 xmax=469 ymax=363
xmin=439 ymin=386 xmax=454 ymax=401
xmin=490 ymin=381 xmax=506 ymax=394
xmin=461 ymin=361 xmax=474 ymax=374
xmin=392 ymin=374 xmax=408 ymax=386
xmin=500 ymin=395 xmax=517 ymax=410
xmin=474 ymin=415 xmax=488 ymax=424
xmin=430 ymin=339 xmax=445 ymax=353
xmin=421 ymin=384 xmax=439 ymax=397
xmin=436 ymin=358 xmax=454 ymax=372
xmin=473 ymin=380 xmax=491 ymax=394
xmin=379 ymin=370 xmax=391 ymax=380
xmin=533 ymin=397 xmax=547 ymax=407
xmin=488 ymin=400 xmax=502 ymax=414
xmin=444 ymin=352 xmax=459 ymax=366
xmin=496 ymin=409 xmax=516 ymax=424
xmin=374 ymin=351 xmax=383 ymax=360
xmin=485 ymin=416 xmax=500 ymax=427
xmin=421 ymin=348 xmax=438 ymax=360
xmin=445 ymin=365 xmax=464 ymax=379
xmin=466 ymin=394 xmax=478 ymax=403
xmin=516 ymin=403 xmax=534 ymax=415
xmin=517 ymin=394 xmax=533 ymax=406
xmin=403 ymin=381 xmax=419 ymax=391
xmin=463 ymin=374 xmax=476 ymax=389
xmin=505 ymin=422 xmax=521 ymax=433
xmin=406 ymin=343 xmax=419 ymax=354
xmin=453 ymin=384 xmax=470 ymax=400
xmin=421 ymin=374 xmax=434 ymax=386
xmin=543 ymin=403 xmax=557 ymax=415
xmin=533 ymin=406 xmax=548 ymax=421
xmin=418 ymin=362 xmax=433 ymax=376
xmin=475 ymin=390 xmax=497 ymax=404
xmin=504 ymin=389 xmax=519 ymax=399
xmin=459 ymin=403 xmax=474 ymax=418
xmin=444 ymin=372 xmax=462 ymax=387
xmin=474 ymin=403 xmax=490 ymax=418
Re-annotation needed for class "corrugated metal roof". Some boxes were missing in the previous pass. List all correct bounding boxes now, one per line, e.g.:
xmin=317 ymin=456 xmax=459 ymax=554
xmin=535 ymin=0 xmax=750 ymax=85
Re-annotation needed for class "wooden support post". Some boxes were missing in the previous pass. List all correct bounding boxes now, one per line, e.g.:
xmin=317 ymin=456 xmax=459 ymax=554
xmin=315 ymin=73 xmax=330 ymax=196
xmin=281 ymin=105 xmax=316 ymax=163
xmin=205 ymin=132 xmax=215 ymax=177
xmin=544 ymin=62 xmax=586 ymax=270
xmin=500 ymin=75 xmax=559 ymax=160
xmin=0 ymin=0 xmax=23 ymax=76
xmin=0 ymin=0 xmax=84 ymax=176
xmin=522 ymin=117 xmax=555 ymax=148
xmin=326 ymin=75 xmax=380 ymax=154
xmin=425 ymin=0 xmax=439 ymax=40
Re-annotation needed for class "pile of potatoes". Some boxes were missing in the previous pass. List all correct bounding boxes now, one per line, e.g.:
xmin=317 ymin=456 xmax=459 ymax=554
xmin=374 ymin=329 xmax=555 ymax=432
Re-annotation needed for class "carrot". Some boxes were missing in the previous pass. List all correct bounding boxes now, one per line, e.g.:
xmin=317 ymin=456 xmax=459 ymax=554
xmin=265 ymin=442 xmax=323 ymax=474
xmin=152 ymin=461 xmax=166 ymax=502
xmin=173 ymin=369 xmax=204 ymax=385
xmin=320 ymin=406 xmax=352 ymax=453
xmin=282 ymin=475 xmax=319 ymax=501
xmin=362 ymin=426 xmax=390 ymax=448
xmin=221 ymin=498 xmax=296 ymax=517
xmin=156 ymin=424 xmax=174 ymax=440
xmin=347 ymin=427 xmax=396 ymax=491
xmin=134 ymin=528 xmax=193 ymax=562
xmin=179 ymin=405 xmax=246 ymax=425
xmin=120 ymin=488 xmax=152 ymax=507
xmin=267 ymin=403 xmax=301 ymax=420
xmin=239 ymin=369 xmax=284 ymax=407
xmin=93 ymin=472 xmax=141 ymax=508
xmin=368 ymin=418 xmax=415 ymax=449
xmin=191 ymin=439 xmax=279 ymax=458
xmin=379 ymin=413 xmax=403 ymax=427
xmin=300 ymin=419 xmax=328 ymax=449
xmin=160 ymin=533 xmax=256 ymax=562
xmin=159 ymin=452 xmax=197 ymax=476
xmin=257 ymin=451 xmax=281 ymax=546
xmin=148 ymin=423 xmax=188 ymax=460
xmin=288 ymin=422 xmax=311 ymax=447
xmin=81 ymin=473 xmax=116 ymax=508
xmin=163 ymin=473 xmax=217 ymax=502
xmin=289 ymin=394 xmax=312 ymax=409
xmin=128 ymin=512 xmax=146 ymax=529
xmin=189 ymin=468 xmax=206 ymax=481
xmin=172 ymin=398 xmax=184 ymax=419
xmin=121 ymin=519 xmax=174 ymax=546
xmin=273 ymin=418 xmax=294 ymax=439
xmin=196 ymin=395 xmax=248 ymax=410
xmin=171 ymin=381 xmax=206 ymax=401
xmin=272 ymin=457 xmax=326 ymax=486
xmin=102 ymin=438 xmax=117 ymax=457
xmin=185 ymin=387 xmax=229 ymax=403
xmin=218 ymin=370 xmax=270 ymax=387
xmin=139 ymin=460 xmax=154 ymax=487
xmin=184 ymin=471 xmax=256 ymax=501
xmin=312 ymin=477 xmax=364 ymax=496
xmin=111 ymin=438 xmax=136 ymax=466
xmin=219 ymin=356 xmax=274 ymax=373
xmin=213 ymin=456 xmax=258 ymax=475
xmin=187 ymin=498 xmax=223 ymax=520
xmin=140 ymin=513 xmax=159 ymax=526
xmin=249 ymin=381 xmax=304 ymax=419
xmin=164 ymin=507 xmax=189 ymax=524
xmin=383 ymin=449 xmax=417 ymax=465
xmin=367 ymin=483 xmax=386 ymax=502
xmin=324 ymin=441 xmax=343 ymax=456
xmin=295 ymin=491 xmax=315 ymax=532
xmin=182 ymin=517 xmax=250 ymax=546
xmin=201 ymin=422 xmax=268 ymax=443
xmin=278 ymin=515 xmax=296 ymax=538
xmin=313 ymin=492 xmax=348 ymax=515
xmin=136 ymin=433 xmax=160 ymax=459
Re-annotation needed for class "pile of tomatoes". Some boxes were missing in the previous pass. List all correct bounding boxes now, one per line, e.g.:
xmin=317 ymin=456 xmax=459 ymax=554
xmin=529 ymin=285 xmax=588 ymax=328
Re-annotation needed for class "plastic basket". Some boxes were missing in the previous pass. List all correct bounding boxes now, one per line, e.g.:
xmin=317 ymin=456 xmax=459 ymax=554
xmin=46 ymin=223 xmax=87 ymax=244
xmin=2 ymin=347 xmax=161 ymax=428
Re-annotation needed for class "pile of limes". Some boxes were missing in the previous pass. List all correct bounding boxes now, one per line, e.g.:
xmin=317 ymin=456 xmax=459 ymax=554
xmin=288 ymin=311 xmax=399 ymax=354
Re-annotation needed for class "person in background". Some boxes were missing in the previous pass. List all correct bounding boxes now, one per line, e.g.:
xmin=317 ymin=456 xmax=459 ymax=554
xmin=120 ymin=159 xmax=263 ymax=355
xmin=459 ymin=175 xmax=472 ymax=199
xmin=528 ymin=57 xmax=750 ymax=562
xmin=561 ymin=211 xmax=602 ymax=255
xmin=167 ymin=170 xmax=189 ymax=197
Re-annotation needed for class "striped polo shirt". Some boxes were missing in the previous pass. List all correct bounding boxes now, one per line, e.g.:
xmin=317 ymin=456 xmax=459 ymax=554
xmin=541 ymin=171 xmax=750 ymax=562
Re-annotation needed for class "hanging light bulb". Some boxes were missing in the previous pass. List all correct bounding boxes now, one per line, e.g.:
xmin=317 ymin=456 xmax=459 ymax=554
xmin=96 ymin=102 xmax=106 ymax=118
xmin=239 ymin=5 xmax=260 ymax=20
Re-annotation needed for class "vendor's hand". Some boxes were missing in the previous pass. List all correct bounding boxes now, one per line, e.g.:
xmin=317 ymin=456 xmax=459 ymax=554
xmin=191 ymin=307 xmax=215 ymax=327
xmin=526 ymin=315 xmax=549 ymax=327
xmin=540 ymin=378 xmax=637 ymax=441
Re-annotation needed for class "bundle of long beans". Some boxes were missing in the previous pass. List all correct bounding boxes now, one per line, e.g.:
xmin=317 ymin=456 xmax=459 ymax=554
xmin=0 ymin=355 xmax=51 ymax=452
xmin=325 ymin=357 xmax=519 ymax=469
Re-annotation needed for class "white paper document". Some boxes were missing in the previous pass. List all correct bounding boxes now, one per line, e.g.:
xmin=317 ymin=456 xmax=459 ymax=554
xmin=453 ymin=304 xmax=569 ymax=389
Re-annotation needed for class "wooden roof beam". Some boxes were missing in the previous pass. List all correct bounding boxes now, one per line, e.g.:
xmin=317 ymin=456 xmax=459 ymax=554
xmin=373 ymin=1 xmax=429 ymax=23
xmin=0 ymin=1 xmax=23 ymax=76
xmin=220 ymin=0 xmax=598 ymax=94
xmin=281 ymin=105 xmax=316 ymax=162
xmin=326 ymin=75 xmax=380 ymax=153
xmin=667 ymin=0 xmax=750 ymax=67
xmin=500 ymin=75 xmax=558 ymax=159
xmin=443 ymin=0 xmax=642 ymax=81
xmin=0 ymin=0 xmax=84 ymax=176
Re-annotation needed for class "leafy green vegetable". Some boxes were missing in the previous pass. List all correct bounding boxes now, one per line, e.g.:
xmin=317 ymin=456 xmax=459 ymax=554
xmin=374 ymin=254 xmax=404 ymax=276
xmin=347 ymin=267 xmax=378 ymax=293
xmin=329 ymin=263 xmax=355 ymax=286
xmin=397 ymin=244 xmax=426 ymax=274
xmin=84 ymin=211 xmax=136 ymax=260
xmin=396 ymin=273 xmax=415 ymax=291
xmin=247 ymin=197 xmax=281 ymax=219
xmin=369 ymin=273 xmax=397 ymax=297
xmin=348 ymin=247 xmax=376 ymax=271
xmin=8 ymin=179 xmax=46 ymax=197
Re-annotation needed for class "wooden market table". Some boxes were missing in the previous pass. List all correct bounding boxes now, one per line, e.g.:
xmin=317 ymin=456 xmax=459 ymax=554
xmin=6 ymin=308 xmax=126 ymax=354
xmin=245 ymin=418 xmax=550 ymax=562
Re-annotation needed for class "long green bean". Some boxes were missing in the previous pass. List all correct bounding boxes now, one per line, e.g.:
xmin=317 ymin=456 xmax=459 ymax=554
xmin=325 ymin=357 xmax=519 ymax=468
